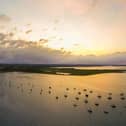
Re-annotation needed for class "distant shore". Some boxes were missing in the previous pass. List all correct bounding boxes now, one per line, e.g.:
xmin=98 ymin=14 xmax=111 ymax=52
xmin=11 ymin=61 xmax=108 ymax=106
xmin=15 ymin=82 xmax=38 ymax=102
xmin=0 ymin=64 xmax=126 ymax=76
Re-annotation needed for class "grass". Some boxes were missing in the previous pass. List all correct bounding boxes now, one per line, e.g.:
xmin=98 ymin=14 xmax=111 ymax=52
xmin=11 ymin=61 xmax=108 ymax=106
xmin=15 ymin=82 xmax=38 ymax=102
xmin=0 ymin=64 xmax=125 ymax=76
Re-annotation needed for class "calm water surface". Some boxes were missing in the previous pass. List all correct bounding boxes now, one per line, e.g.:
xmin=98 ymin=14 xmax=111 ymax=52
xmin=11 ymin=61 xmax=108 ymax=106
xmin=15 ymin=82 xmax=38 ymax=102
xmin=55 ymin=66 xmax=126 ymax=70
xmin=0 ymin=69 xmax=126 ymax=126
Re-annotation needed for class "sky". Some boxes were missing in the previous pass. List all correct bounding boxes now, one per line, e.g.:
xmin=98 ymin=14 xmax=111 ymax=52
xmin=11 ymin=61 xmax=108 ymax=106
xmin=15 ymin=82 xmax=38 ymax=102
xmin=0 ymin=0 xmax=126 ymax=64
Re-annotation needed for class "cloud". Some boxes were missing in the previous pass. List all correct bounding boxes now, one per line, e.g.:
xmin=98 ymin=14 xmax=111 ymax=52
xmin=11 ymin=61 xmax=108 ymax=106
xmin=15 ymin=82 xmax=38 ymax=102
xmin=0 ymin=32 xmax=126 ymax=65
xmin=0 ymin=33 xmax=7 ymax=40
xmin=0 ymin=46 xmax=126 ymax=65
xmin=0 ymin=14 xmax=11 ymax=24
xmin=25 ymin=29 xmax=32 ymax=34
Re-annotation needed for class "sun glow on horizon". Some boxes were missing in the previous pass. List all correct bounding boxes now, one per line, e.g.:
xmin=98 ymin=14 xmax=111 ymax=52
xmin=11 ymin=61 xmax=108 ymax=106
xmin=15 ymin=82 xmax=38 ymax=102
xmin=0 ymin=0 xmax=126 ymax=57
xmin=2 ymin=21 xmax=125 ymax=57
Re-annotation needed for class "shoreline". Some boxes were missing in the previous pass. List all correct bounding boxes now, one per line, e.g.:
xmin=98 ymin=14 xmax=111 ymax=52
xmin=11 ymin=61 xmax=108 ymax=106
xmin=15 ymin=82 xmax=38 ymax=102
xmin=0 ymin=65 xmax=125 ymax=76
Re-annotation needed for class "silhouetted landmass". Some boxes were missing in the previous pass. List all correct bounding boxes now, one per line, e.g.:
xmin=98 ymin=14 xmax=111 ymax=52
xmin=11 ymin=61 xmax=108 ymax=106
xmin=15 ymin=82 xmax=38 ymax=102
xmin=0 ymin=64 xmax=125 ymax=76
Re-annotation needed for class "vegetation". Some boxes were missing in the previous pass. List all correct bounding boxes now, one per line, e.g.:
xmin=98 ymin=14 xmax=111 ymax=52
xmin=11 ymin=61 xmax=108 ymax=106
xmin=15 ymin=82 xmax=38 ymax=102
xmin=0 ymin=64 xmax=125 ymax=76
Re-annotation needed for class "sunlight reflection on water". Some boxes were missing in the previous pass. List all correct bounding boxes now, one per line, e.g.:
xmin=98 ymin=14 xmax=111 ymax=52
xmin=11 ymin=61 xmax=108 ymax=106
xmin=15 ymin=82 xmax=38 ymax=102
xmin=0 ymin=72 xmax=126 ymax=126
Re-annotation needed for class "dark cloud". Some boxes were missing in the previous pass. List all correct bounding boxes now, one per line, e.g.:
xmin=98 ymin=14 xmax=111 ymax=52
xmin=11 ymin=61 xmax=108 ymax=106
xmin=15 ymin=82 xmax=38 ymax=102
xmin=0 ymin=33 xmax=48 ymax=48
xmin=25 ymin=29 xmax=32 ymax=34
xmin=0 ymin=33 xmax=6 ymax=40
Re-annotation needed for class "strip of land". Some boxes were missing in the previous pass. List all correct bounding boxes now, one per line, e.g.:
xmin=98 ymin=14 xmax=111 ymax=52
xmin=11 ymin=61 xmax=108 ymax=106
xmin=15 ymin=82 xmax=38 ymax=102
xmin=0 ymin=64 xmax=125 ymax=76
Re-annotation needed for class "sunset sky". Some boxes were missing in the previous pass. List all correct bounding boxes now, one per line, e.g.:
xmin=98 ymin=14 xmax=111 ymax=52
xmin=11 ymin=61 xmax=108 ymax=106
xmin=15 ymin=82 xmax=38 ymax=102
xmin=0 ymin=0 xmax=126 ymax=64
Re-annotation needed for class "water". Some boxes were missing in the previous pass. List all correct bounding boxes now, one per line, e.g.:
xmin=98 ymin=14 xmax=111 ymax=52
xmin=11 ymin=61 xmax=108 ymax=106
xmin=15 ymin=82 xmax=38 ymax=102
xmin=0 ymin=68 xmax=126 ymax=126
xmin=55 ymin=66 xmax=126 ymax=70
